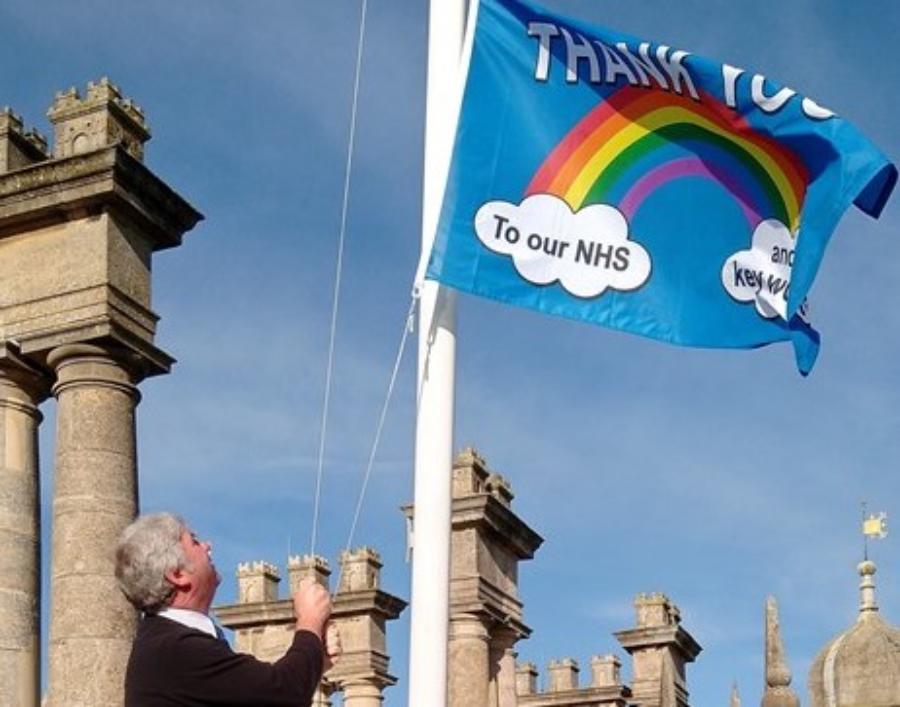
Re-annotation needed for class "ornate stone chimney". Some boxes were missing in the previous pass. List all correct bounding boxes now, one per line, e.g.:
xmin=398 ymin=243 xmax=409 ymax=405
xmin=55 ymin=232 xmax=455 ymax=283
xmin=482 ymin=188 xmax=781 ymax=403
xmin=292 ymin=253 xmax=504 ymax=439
xmin=615 ymin=593 xmax=702 ymax=707
xmin=548 ymin=658 xmax=580 ymax=692
xmin=47 ymin=77 xmax=150 ymax=161
xmin=237 ymin=561 xmax=281 ymax=604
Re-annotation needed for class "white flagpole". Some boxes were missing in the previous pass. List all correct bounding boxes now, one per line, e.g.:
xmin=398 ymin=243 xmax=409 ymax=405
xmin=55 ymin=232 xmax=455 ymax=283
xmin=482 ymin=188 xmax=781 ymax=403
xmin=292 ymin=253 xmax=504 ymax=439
xmin=409 ymin=1 xmax=469 ymax=705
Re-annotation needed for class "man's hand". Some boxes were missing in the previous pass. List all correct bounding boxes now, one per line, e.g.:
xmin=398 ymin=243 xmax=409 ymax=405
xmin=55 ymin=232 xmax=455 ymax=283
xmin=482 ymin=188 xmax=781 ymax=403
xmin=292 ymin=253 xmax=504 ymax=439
xmin=292 ymin=579 xmax=332 ymax=639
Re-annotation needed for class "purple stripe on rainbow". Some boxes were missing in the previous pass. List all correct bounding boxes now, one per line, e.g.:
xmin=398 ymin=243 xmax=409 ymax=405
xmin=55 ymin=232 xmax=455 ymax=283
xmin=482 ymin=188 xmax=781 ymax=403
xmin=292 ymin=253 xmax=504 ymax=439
xmin=619 ymin=157 xmax=762 ymax=228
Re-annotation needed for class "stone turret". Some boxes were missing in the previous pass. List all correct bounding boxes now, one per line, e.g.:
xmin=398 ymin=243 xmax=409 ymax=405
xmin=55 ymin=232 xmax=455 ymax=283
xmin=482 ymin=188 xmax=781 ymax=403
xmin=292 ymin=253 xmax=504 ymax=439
xmin=731 ymin=682 xmax=742 ymax=707
xmin=762 ymin=596 xmax=799 ymax=707
xmin=47 ymin=77 xmax=150 ymax=161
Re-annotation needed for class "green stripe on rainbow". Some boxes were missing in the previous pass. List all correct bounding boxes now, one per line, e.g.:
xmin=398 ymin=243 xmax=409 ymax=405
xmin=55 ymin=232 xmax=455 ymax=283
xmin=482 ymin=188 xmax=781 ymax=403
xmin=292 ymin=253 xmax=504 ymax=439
xmin=527 ymin=86 xmax=808 ymax=231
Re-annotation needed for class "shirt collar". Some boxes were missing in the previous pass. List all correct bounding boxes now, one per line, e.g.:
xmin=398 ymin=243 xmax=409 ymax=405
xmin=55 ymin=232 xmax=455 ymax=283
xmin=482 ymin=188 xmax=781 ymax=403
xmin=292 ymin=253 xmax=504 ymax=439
xmin=157 ymin=607 xmax=219 ymax=638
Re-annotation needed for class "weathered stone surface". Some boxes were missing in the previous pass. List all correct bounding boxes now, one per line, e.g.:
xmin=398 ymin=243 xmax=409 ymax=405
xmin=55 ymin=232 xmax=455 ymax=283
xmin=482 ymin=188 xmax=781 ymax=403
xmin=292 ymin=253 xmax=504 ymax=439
xmin=615 ymin=594 xmax=701 ymax=707
xmin=0 ymin=349 xmax=47 ymax=706
xmin=762 ymin=596 xmax=799 ymax=707
xmin=448 ymin=614 xmax=490 ymax=707
xmin=46 ymin=345 xmax=141 ymax=707
xmin=46 ymin=636 xmax=133 ymax=707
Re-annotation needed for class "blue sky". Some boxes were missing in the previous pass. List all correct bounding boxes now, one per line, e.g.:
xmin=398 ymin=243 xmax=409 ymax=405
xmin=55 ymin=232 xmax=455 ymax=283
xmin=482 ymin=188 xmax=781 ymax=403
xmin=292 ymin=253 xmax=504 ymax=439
xmin=2 ymin=0 xmax=898 ymax=704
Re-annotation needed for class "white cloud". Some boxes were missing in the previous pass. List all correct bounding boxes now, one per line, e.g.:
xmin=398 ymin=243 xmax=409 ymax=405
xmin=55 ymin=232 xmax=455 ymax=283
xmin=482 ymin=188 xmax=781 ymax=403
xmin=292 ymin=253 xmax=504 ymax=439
xmin=474 ymin=194 xmax=651 ymax=298
xmin=722 ymin=219 xmax=799 ymax=321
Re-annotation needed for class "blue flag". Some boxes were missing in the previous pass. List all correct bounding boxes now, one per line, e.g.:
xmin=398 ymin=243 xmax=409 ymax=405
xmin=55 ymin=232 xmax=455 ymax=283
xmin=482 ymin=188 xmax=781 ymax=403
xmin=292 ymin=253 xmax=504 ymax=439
xmin=425 ymin=0 xmax=896 ymax=374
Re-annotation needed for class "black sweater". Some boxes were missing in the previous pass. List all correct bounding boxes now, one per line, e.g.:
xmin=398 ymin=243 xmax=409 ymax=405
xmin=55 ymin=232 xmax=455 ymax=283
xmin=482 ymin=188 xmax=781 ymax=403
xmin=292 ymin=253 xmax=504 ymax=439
xmin=124 ymin=615 xmax=324 ymax=706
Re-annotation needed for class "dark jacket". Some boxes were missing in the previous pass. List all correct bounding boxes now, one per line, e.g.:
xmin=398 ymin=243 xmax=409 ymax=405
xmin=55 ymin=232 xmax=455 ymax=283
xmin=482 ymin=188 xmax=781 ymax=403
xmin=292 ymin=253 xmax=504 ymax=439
xmin=124 ymin=615 xmax=323 ymax=706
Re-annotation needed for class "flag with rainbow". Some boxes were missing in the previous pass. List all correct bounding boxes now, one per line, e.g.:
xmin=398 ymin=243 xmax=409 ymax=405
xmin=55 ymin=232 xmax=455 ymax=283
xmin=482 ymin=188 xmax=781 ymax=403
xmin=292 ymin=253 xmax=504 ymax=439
xmin=426 ymin=0 xmax=896 ymax=374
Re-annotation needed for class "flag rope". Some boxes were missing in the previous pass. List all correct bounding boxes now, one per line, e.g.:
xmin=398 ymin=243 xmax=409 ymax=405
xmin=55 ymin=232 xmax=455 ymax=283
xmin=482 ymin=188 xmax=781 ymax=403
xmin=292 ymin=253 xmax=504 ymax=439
xmin=310 ymin=0 xmax=370 ymax=556
xmin=335 ymin=293 xmax=418 ymax=592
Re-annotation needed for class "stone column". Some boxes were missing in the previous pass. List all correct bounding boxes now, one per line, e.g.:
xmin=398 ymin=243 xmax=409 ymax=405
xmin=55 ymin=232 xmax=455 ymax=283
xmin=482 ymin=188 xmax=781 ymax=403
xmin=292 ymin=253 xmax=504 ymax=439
xmin=449 ymin=613 xmax=491 ymax=707
xmin=489 ymin=628 xmax=519 ymax=707
xmin=0 ymin=348 xmax=48 ymax=706
xmin=46 ymin=344 xmax=142 ymax=707
xmin=342 ymin=678 xmax=384 ymax=707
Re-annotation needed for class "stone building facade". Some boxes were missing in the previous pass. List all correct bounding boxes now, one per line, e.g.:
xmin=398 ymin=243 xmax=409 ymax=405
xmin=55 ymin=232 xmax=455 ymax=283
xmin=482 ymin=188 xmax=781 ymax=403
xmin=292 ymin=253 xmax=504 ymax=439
xmin=0 ymin=80 xmax=201 ymax=706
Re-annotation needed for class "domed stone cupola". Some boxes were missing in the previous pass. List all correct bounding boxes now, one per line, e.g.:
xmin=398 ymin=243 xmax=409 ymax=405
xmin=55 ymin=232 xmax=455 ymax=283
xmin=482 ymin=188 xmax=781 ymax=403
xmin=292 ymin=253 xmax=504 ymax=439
xmin=808 ymin=560 xmax=900 ymax=707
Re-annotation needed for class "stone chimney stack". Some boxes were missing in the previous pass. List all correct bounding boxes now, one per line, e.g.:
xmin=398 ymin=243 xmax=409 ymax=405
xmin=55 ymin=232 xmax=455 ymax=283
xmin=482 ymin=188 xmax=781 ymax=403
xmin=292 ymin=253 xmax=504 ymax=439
xmin=237 ymin=561 xmax=281 ymax=604
xmin=0 ymin=108 xmax=47 ymax=172
xmin=338 ymin=547 xmax=381 ymax=592
xmin=47 ymin=77 xmax=150 ymax=161
xmin=615 ymin=593 xmax=702 ymax=707
xmin=288 ymin=554 xmax=331 ymax=592
xmin=516 ymin=661 xmax=539 ymax=696
xmin=548 ymin=658 xmax=580 ymax=692
xmin=590 ymin=654 xmax=622 ymax=688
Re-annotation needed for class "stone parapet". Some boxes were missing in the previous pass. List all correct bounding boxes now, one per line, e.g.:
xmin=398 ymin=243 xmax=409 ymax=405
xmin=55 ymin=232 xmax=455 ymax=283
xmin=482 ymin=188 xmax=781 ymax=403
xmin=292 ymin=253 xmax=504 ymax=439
xmin=516 ymin=656 xmax=631 ymax=707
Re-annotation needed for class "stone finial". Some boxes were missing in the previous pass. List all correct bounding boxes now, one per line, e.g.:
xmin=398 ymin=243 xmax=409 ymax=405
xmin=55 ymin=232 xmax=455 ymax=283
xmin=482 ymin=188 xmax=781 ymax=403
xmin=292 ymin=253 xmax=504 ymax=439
xmin=731 ymin=682 xmax=742 ymax=707
xmin=590 ymin=654 xmax=622 ymax=688
xmin=0 ymin=107 xmax=48 ymax=172
xmin=287 ymin=554 xmax=331 ymax=593
xmin=635 ymin=593 xmax=681 ymax=628
xmin=762 ymin=596 xmax=799 ymax=707
xmin=47 ymin=77 xmax=150 ymax=161
xmin=858 ymin=559 xmax=878 ymax=615
xmin=516 ymin=661 xmax=539 ymax=696
xmin=547 ymin=658 xmax=579 ymax=692
xmin=338 ymin=547 xmax=382 ymax=592
xmin=485 ymin=472 xmax=514 ymax=506
xmin=236 ymin=561 xmax=281 ymax=604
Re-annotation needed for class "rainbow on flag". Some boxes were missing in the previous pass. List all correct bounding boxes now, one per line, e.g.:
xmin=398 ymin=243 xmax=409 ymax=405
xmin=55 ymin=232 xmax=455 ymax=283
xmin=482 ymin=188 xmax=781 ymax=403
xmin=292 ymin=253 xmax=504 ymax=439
xmin=425 ymin=0 xmax=896 ymax=374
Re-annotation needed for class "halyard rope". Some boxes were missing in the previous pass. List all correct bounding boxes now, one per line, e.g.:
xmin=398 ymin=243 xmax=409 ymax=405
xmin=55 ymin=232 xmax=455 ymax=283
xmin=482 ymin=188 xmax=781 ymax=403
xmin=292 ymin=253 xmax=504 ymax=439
xmin=310 ymin=0 xmax=370 ymax=556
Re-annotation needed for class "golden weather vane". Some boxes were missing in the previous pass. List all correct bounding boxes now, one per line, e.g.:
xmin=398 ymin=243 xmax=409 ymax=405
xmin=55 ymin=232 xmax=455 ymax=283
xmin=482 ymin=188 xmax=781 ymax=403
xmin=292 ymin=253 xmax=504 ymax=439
xmin=862 ymin=501 xmax=888 ymax=560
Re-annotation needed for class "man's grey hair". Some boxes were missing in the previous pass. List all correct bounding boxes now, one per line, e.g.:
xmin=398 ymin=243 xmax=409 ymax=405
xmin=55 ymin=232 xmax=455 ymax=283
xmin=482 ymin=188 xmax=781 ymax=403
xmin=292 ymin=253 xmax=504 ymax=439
xmin=115 ymin=512 xmax=187 ymax=613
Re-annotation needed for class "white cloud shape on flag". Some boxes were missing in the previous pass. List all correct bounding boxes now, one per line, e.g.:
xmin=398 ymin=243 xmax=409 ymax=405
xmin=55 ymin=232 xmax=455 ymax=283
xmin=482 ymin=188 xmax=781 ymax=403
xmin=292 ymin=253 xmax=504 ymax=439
xmin=474 ymin=194 xmax=651 ymax=299
xmin=721 ymin=219 xmax=798 ymax=320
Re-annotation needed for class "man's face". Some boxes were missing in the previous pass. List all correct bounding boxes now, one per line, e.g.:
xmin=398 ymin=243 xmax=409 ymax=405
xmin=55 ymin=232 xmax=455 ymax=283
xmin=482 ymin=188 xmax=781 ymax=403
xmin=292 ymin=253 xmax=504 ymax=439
xmin=180 ymin=529 xmax=221 ymax=609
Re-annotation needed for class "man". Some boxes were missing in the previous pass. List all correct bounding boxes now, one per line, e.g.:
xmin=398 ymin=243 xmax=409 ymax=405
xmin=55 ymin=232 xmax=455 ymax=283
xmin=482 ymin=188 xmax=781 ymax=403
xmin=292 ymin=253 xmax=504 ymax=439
xmin=115 ymin=512 xmax=334 ymax=706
